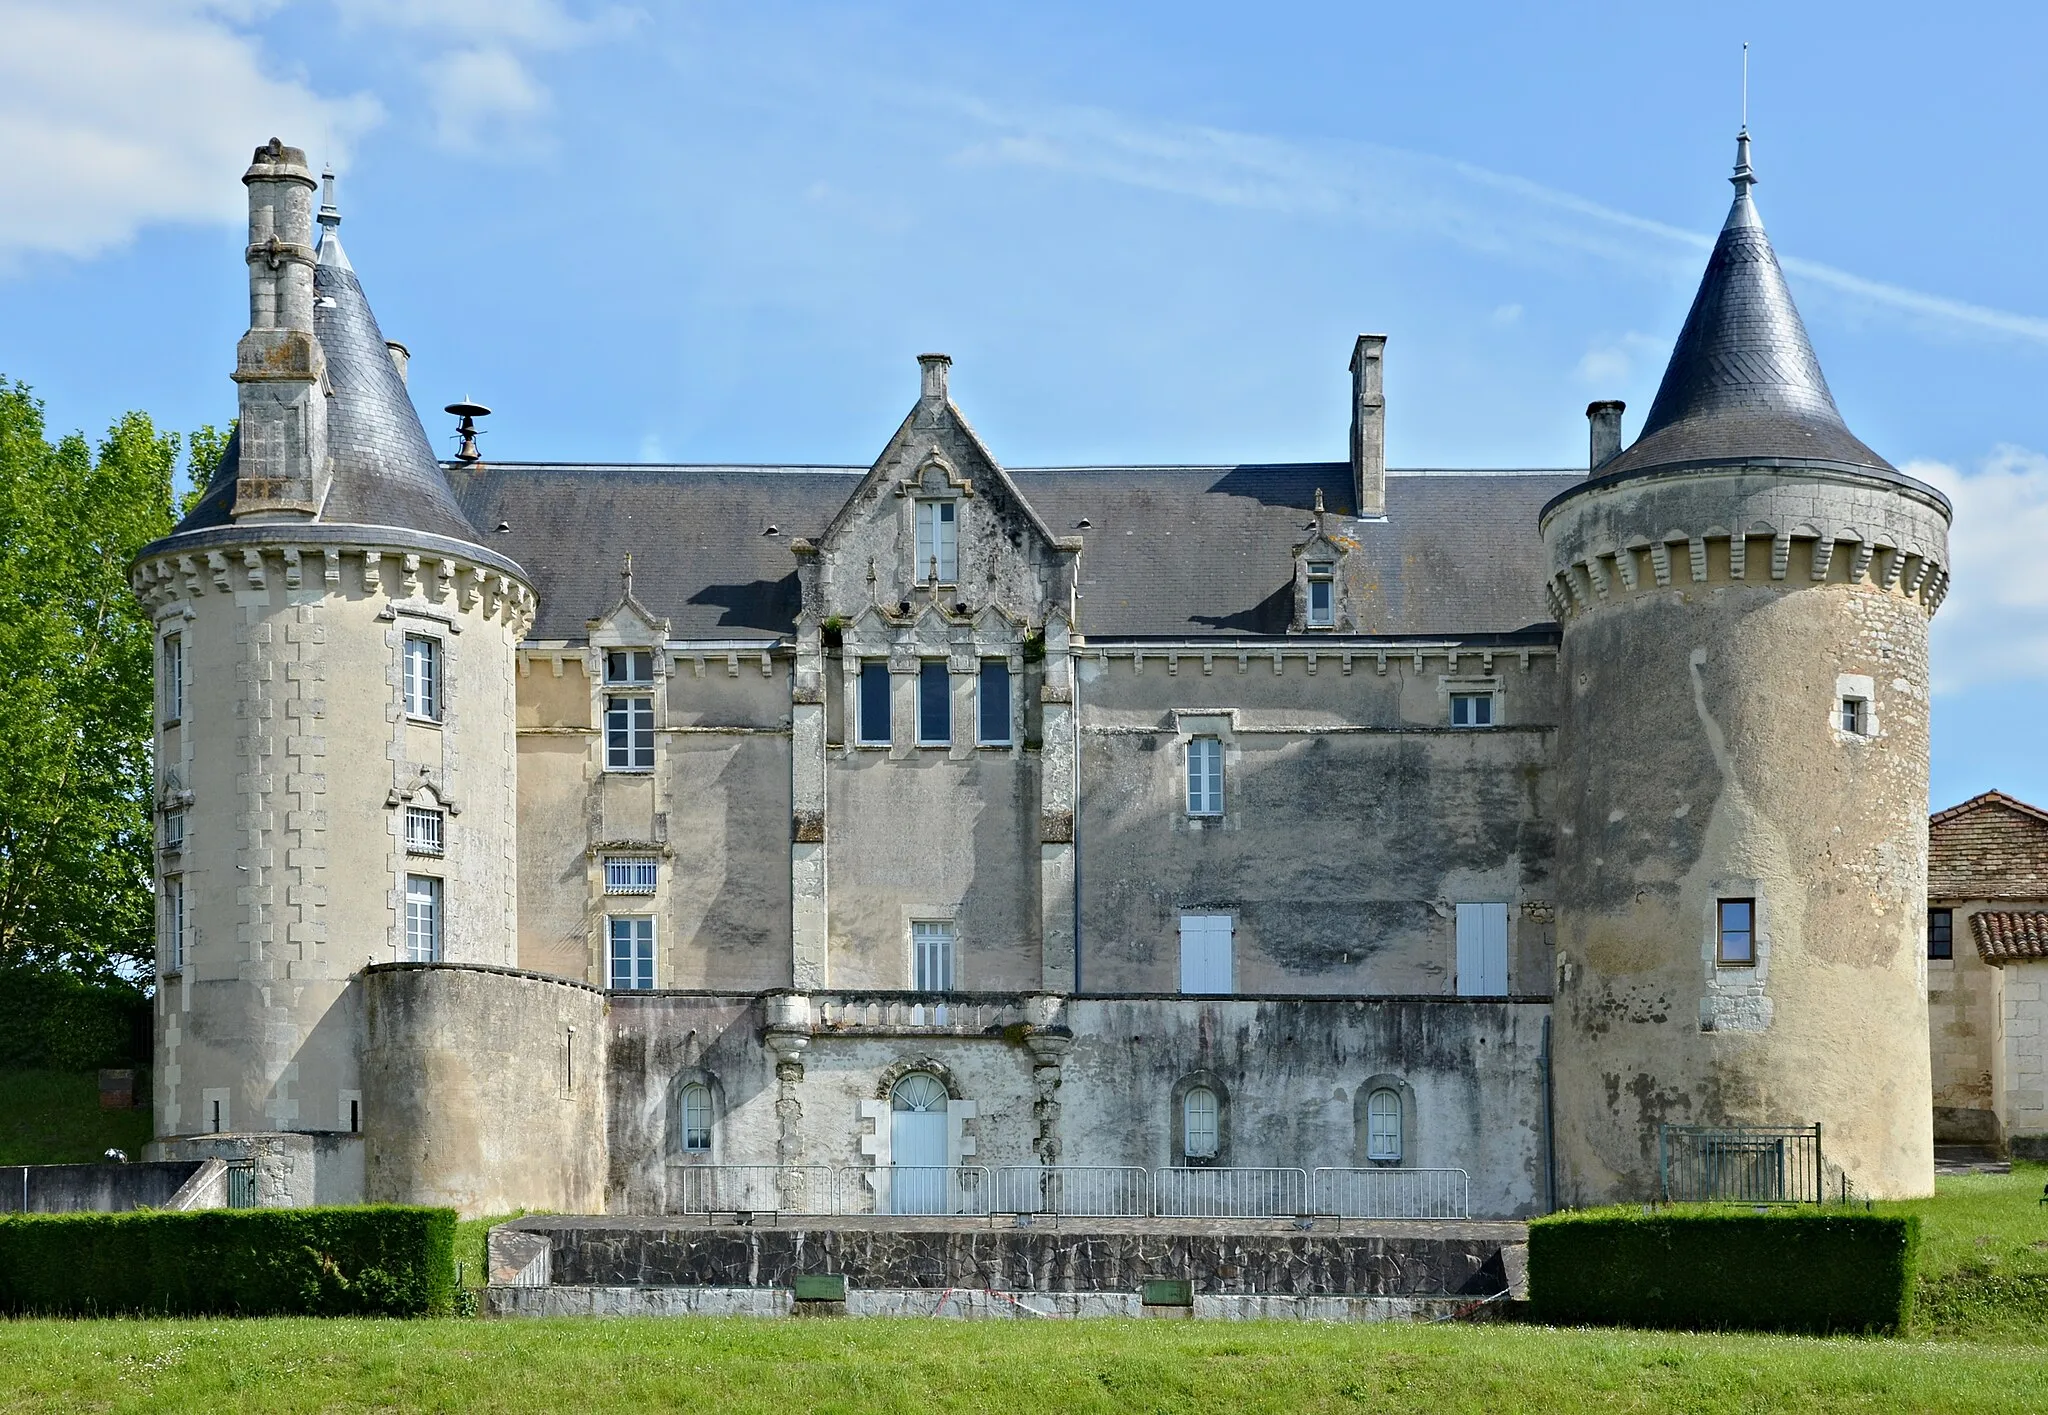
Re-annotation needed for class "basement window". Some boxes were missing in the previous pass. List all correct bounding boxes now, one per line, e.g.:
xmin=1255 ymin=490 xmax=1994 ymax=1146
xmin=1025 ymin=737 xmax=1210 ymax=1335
xmin=1716 ymin=898 xmax=1756 ymax=967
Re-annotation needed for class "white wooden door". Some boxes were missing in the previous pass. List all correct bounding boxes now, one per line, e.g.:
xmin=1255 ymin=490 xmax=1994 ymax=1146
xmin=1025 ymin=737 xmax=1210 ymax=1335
xmin=1178 ymin=914 xmax=1234 ymax=995
xmin=888 ymin=1075 xmax=950 ymax=1214
xmin=1455 ymin=902 xmax=1509 ymax=996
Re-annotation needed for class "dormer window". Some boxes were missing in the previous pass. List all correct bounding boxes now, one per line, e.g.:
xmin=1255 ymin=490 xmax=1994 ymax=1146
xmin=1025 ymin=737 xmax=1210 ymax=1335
xmin=915 ymin=500 xmax=958 ymax=584
xmin=1306 ymin=562 xmax=1335 ymax=627
xmin=606 ymin=650 xmax=654 ymax=686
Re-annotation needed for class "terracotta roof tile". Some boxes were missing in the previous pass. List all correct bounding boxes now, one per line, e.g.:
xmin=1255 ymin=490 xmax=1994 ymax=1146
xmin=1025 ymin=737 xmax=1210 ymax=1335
xmin=1971 ymin=911 xmax=2048 ymax=965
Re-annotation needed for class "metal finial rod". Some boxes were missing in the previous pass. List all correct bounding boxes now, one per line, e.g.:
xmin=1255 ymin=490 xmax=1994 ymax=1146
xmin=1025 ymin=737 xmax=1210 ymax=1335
xmin=1741 ymin=42 xmax=1749 ymax=131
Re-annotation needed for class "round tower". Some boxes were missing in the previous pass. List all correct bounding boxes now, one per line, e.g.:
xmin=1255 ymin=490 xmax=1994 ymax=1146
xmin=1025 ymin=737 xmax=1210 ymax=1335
xmin=1544 ymin=132 xmax=1950 ymax=1204
xmin=130 ymin=143 xmax=533 ymax=1176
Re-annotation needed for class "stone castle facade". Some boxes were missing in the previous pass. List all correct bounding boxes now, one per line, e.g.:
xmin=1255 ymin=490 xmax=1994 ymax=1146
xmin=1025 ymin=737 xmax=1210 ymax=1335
xmin=132 ymin=136 xmax=1953 ymax=1216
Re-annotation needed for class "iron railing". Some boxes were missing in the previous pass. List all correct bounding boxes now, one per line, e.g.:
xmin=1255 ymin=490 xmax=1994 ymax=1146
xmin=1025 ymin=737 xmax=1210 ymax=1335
xmin=1659 ymin=1124 xmax=1822 ymax=1204
xmin=1152 ymin=1166 xmax=1309 ymax=1219
xmin=225 ymin=1161 xmax=258 ymax=1209
xmin=1311 ymin=1167 xmax=1470 ymax=1219
xmin=674 ymin=1164 xmax=837 ymax=1215
xmin=839 ymin=1165 xmax=992 ymax=1217
xmin=987 ymin=1166 xmax=1151 ymax=1217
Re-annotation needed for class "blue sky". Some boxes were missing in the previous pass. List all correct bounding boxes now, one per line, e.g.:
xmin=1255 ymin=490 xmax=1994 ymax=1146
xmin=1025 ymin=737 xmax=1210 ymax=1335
xmin=3 ymin=1 xmax=2044 ymax=809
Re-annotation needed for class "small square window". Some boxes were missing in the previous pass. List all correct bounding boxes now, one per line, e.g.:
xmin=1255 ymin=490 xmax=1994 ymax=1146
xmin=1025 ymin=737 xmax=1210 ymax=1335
xmin=1840 ymin=697 xmax=1869 ymax=735
xmin=1187 ymin=736 xmax=1223 ymax=816
xmin=606 ymin=649 xmax=654 ymax=686
xmin=858 ymin=662 xmax=892 ymax=745
xmin=912 ymin=921 xmax=956 ymax=991
xmin=978 ymin=660 xmax=1012 ymax=745
xmin=1450 ymin=693 xmax=1494 ymax=728
xmin=1716 ymin=898 xmax=1755 ymax=967
xmin=1306 ymin=563 xmax=1335 ymax=628
xmin=1928 ymin=908 xmax=1954 ymax=960
xmin=917 ymin=661 xmax=951 ymax=746
xmin=605 ymin=856 xmax=659 ymax=894
xmin=161 ymin=808 xmax=185 ymax=855
xmin=404 ymin=806 xmax=444 ymax=856
xmin=403 ymin=636 xmax=440 ymax=721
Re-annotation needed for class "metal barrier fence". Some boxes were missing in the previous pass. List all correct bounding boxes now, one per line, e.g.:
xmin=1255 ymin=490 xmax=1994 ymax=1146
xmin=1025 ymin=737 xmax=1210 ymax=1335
xmin=988 ymin=1166 xmax=1151 ymax=1217
xmin=674 ymin=1165 xmax=837 ymax=1215
xmin=225 ymin=1162 xmax=258 ymax=1209
xmin=665 ymin=1164 xmax=1472 ymax=1219
xmin=1311 ymin=1167 xmax=1470 ymax=1219
xmin=1152 ymin=1167 xmax=1309 ymax=1219
xmin=1659 ymin=1124 xmax=1823 ymax=1204
xmin=837 ymin=1165 xmax=992 ymax=1218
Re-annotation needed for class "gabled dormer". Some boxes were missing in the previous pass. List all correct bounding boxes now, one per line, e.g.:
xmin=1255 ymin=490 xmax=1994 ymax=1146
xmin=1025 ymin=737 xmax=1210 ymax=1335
xmin=802 ymin=355 xmax=1081 ymax=637
xmin=1290 ymin=491 xmax=1362 ymax=632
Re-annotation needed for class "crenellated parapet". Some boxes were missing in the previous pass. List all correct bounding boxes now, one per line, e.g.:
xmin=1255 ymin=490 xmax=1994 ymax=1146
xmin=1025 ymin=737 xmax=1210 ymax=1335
xmin=130 ymin=526 xmax=535 ymax=637
xmin=1540 ymin=465 xmax=1952 ymax=624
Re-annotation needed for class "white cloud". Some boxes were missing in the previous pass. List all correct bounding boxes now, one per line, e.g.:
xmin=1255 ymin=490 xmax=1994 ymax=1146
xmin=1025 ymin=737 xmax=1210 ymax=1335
xmin=947 ymin=98 xmax=2048 ymax=349
xmin=1909 ymin=447 xmax=2048 ymax=692
xmin=0 ymin=1 xmax=379 ymax=266
xmin=1573 ymin=333 xmax=1664 ymax=387
xmin=433 ymin=46 xmax=554 ymax=153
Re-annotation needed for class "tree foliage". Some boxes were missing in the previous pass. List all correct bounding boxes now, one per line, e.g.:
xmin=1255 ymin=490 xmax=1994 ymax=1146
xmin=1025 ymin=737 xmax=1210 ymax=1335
xmin=0 ymin=378 xmax=204 ymax=981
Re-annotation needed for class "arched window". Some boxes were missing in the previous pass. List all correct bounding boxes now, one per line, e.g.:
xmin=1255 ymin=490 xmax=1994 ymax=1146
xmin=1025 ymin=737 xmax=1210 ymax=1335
xmin=680 ymin=1083 xmax=713 ymax=1153
xmin=1182 ymin=1086 xmax=1220 ymax=1162
xmin=1366 ymin=1087 xmax=1402 ymax=1162
xmin=891 ymin=1073 xmax=949 ymax=1113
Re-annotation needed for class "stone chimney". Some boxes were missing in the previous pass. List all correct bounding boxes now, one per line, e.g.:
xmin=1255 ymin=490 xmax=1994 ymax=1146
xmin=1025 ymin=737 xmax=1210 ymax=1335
xmin=386 ymin=341 xmax=411 ymax=386
xmin=918 ymin=353 xmax=952 ymax=406
xmin=1349 ymin=335 xmax=1387 ymax=518
xmin=231 ymin=138 xmax=327 ymax=521
xmin=1586 ymin=400 xmax=1625 ymax=471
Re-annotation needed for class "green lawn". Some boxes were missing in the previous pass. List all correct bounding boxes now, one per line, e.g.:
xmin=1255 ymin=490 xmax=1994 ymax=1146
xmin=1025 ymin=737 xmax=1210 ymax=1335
xmin=0 ymin=1316 xmax=2044 ymax=1414
xmin=0 ymin=1070 xmax=153 ymax=1166
xmin=1876 ymin=1160 xmax=2048 ymax=1342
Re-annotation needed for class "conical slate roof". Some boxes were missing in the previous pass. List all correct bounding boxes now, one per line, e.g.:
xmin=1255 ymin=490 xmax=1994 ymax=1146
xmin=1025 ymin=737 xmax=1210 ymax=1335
xmin=1600 ymin=132 xmax=1893 ymax=479
xmin=175 ymin=229 xmax=483 ymax=543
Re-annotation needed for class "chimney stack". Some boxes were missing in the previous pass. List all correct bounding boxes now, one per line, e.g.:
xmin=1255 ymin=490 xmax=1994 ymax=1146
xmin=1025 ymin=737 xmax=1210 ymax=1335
xmin=231 ymin=138 xmax=327 ymax=521
xmin=1587 ymin=400 xmax=1625 ymax=472
xmin=918 ymin=353 xmax=952 ymax=406
xmin=1349 ymin=335 xmax=1387 ymax=518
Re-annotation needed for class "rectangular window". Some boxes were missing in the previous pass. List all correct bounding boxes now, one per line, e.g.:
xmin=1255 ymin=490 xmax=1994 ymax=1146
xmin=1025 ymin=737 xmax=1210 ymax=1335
xmin=404 ymin=875 xmax=442 ymax=962
xmin=918 ymin=661 xmax=951 ymax=745
xmin=1450 ymin=693 xmax=1494 ymax=728
xmin=1454 ymin=901 xmax=1510 ymax=996
xmin=978 ymin=660 xmax=1012 ymax=745
xmin=605 ymin=856 xmax=659 ymax=894
xmin=912 ymin=920 xmax=956 ymax=991
xmin=403 ymin=635 xmax=440 ymax=720
xmin=1840 ymin=697 xmax=1869 ymax=734
xmin=164 ymin=876 xmax=185 ymax=972
xmin=1717 ymin=898 xmax=1756 ymax=967
xmin=1186 ymin=736 xmax=1223 ymax=817
xmin=1178 ymin=913 xmax=1233 ymax=995
xmin=1929 ymin=907 xmax=1954 ymax=960
xmin=605 ymin=649 xmax=655 ymax=685
xmin=609 ymin=916 xmax=655 ymax=990
xmin=161 ymin=807 xmax=185 ymax=855
xmin=605 ymin=694 xmax=655 ymax=770
xmin=404 ymin=806 xmax=444 ymax=856
xmin=858 ymin=662 xmax=892 ymax=745
xmin=1306 ymin=563 xmax=1335 ymax=627
xmin=163 ymin=634 xmax=184 ymax=725
xmin=914 ymin=499 xmax=958 ymax=583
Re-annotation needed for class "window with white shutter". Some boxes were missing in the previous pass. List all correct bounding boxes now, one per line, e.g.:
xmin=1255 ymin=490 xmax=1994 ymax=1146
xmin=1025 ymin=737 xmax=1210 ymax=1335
xmin=1454 ymin=901 xmax=1509 ymax=996
xmin=1177 ymin=913 xmax=1233 ymax=995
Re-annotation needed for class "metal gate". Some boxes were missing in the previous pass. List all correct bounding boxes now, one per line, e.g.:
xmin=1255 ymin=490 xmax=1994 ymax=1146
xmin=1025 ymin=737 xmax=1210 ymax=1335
xmin=1658 ymin=1124 xmax=1822 ymax=1204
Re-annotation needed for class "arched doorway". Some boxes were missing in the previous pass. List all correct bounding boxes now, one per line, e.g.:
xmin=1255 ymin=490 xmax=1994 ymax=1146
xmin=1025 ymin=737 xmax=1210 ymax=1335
xmin=889 ymin=1073 xmax=950 ymax=1214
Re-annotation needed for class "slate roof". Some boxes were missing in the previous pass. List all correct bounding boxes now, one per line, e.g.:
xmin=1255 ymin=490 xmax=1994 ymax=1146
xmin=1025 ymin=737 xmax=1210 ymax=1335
xmin=455 ymin=462 xmax=1580 ymax=643
xmin=1970 ymin=912 xmax=2048 ymax=966
xmin=176 ymin=246 xmax=485 ymax=546
xmin=1599 ymin=132 xmax=1893 ymax=482
xmin=1929 ymin=791 xmax=2048 ymax=900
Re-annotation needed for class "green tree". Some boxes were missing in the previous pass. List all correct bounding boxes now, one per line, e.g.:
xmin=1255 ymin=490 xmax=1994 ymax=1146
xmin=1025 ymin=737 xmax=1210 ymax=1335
xmin=0 ymin=379 xmax=189 ymax=980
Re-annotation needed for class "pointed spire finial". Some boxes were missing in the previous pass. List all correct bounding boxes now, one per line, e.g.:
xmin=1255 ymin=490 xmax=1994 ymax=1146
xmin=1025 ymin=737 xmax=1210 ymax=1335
xmin=316 ymin=164 xmax=353 ymax=269
xmin=622 ymin=553 xmax=634 ymax=598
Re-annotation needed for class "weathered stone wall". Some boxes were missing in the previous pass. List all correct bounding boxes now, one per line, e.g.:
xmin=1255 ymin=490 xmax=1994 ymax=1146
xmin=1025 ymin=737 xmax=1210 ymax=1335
xmin=131 ymin=531 xmax=530 ymax=1148
xmin=1928 ymin=899 xmax=2008 ymax=1144
xmin=362 ymin=963 xmax=607 ymax=1215
xmin=1545 ymin=467 xmax=1948 ymax=1202
xmin=1077 ymin=650 xmax=1559 ymax=995
xmin=1996 ymin=957 xmax=2048 ymax=1155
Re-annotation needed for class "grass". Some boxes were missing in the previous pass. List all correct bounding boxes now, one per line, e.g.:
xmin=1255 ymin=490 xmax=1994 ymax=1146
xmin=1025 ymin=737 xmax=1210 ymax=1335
xmin=1876 ymin=1160 xmax=2048 ymax=1342
xmin=0 ymin=1070 xmax=153 ymax=1166
xmin=1 ymin=1316 xmax=2047 ymax=1414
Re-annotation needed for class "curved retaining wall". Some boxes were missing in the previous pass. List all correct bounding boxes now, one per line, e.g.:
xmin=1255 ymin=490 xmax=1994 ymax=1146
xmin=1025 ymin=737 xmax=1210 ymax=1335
xmin=363 ymin=963 xmax=607 ymax=1216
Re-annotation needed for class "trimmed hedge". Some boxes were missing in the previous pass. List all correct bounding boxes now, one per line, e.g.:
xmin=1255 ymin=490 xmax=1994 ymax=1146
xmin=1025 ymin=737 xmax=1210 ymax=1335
xmin=1529 ymin=1206 xmax=1920 ymax=1335
xmin=0 ymin=1206 xmax=457 ymax=1317
xmin=0 ymin=965 xmax=150 ymax=1071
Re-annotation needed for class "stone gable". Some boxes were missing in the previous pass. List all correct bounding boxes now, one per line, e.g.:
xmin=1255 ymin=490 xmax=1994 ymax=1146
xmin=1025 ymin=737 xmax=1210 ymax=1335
xmin=1929 ymin=791 xmax=2048 ymax=899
